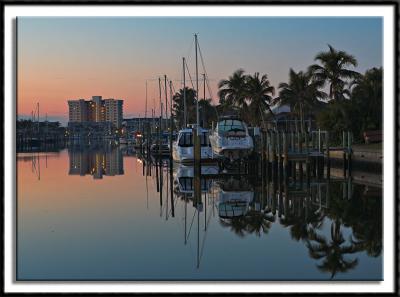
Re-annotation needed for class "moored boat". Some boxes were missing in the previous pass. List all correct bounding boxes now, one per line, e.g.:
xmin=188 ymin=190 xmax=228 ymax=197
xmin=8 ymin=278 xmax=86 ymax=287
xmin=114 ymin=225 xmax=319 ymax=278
xmin=209 ymin=115 xmax=254 ymax=161
xmin=172 ymin=127 xmax=214 ymax=163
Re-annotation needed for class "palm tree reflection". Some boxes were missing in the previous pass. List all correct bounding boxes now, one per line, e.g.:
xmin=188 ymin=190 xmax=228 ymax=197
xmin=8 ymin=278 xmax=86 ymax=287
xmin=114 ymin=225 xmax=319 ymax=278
xmin=306 ymin=220 xmax=360 ymax=279
xmin=168 ymin=160 xmax=381 ymax=276
xmin=245 ymin=210 xmax=275 ymax=237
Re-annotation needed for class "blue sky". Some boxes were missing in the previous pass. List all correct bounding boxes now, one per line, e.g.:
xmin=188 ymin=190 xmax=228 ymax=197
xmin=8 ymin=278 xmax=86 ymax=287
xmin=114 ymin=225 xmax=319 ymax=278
xmin=18 ymin=17 xmax=382 ymax=124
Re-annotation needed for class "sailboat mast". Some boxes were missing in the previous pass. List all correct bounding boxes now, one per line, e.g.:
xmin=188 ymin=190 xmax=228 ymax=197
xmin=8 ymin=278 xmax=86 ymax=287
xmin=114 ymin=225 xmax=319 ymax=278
xmin=203 ymin=73 xmax=206 ymax=127
xmin=145 ymin=81 xmax=148 ymax=119
xmin=152 ymin=108 xmax=154 ymax=133
xmin=183 ymin=57 xmax=187 ymax=128
xmin=164 ymin=75 xmax=168 ymax=129
xmin=195 ymin=34 xmax=199 ymax=135
xmin=37 ymin=102 xmax=40 ymax=134
xmin=203 ymin=73 xmax=206 ymax=100
xmin=158 ymin=77 xmax=163 ymax=130
xmin=169 ymin=80 xmax=173 ymax=158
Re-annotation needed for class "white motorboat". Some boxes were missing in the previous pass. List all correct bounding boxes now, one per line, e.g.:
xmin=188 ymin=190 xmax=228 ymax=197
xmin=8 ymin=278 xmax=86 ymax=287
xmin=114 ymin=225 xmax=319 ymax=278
xmin=209 ymin=115 xmax=254 ymax=161
xmin=172 ymin=128 xmax=214 ymax=163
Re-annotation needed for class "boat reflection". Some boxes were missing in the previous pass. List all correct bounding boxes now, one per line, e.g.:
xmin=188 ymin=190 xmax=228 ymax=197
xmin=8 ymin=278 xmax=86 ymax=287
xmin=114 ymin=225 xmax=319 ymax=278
xmin=213 ymin=176 xmax=254 ymax=219
xmin=173 ymin=164 xmax=218 ymax=197
xmin=24 ymin=146 xmax=383 ymax=276
xmin=167 ymin=162 xmax=381 ymax=277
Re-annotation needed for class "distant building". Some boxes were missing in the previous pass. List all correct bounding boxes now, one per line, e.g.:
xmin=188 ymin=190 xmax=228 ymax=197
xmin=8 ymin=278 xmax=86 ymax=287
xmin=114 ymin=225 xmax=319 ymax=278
xmin=68 ymin=99 xmax=88 ymax=122
xmin=122 ymin=117 xmax=167 ymax=133
xmin=68 ymin=96 xmax=124 ymax=128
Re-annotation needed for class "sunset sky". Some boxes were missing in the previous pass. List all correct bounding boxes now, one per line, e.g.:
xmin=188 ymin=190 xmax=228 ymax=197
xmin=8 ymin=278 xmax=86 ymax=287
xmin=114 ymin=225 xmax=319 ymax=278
xmin=17 ymin=17 xmax=382 ymax=125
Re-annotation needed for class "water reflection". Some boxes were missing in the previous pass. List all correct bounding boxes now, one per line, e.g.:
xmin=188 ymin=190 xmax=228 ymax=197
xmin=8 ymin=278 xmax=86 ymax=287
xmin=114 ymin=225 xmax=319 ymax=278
xmin=147 ymin=158 xmax=382 ymax=278
xmin=68 ymin=144 xmax=124 ymax=179
xmin=17 ymin=147 xmax=382 ymax=280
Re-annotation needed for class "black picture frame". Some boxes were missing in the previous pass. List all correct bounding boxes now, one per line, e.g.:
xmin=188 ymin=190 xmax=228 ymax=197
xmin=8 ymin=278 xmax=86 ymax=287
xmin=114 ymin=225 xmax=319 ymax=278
xmin=2 ymin=0 xmax=399 ymax=295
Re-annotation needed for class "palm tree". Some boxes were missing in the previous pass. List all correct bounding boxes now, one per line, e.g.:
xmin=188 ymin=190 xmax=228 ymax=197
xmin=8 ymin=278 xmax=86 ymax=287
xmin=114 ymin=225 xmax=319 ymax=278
xmin=278 ymin=69 xmax=327 ymax=132
xmin=246 ymin=72 xmax=275 ymax=127
xmin=199 ymin=98 xmax=218 ymax=129
xmin=218 ymin=69 xmax=248 ymax=112
xmin=309 ymin=44 xmax=360 ymax=101
xmin=350 ymin=67 xmax=383 ymax=133
xmin=172 ymin=87 xmax=197 ymax=128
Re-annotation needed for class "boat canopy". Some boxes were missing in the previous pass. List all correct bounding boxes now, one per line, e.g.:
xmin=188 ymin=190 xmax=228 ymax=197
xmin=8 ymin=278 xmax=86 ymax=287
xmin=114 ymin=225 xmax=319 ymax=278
xmin=177 ymin=130 xmax=210 ymax=147
xmin=217 ymin=119 xmax=246 ymax=135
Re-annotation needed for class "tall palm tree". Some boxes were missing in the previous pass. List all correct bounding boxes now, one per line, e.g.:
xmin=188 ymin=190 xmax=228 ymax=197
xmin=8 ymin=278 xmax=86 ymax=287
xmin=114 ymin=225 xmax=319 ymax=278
xmin=218 ymin=69 xmax=248 ymax=111
xmin=309 ymin=44 xmax=360 ymax=101
xmin=350 ymin=67 xmax=383 ymax=133
xmin=246 ymin=72 xmax=275 ymax=127
xmin=278 ymin=69 xmax=327 ymax=132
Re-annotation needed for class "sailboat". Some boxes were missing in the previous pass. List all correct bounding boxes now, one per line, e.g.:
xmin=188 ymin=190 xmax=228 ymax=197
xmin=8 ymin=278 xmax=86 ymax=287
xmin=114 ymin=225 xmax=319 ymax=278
xmin=172 ymin=35 xmax=214 ymax=163
xmin=172 ymin=127 xmax=213 ymax=162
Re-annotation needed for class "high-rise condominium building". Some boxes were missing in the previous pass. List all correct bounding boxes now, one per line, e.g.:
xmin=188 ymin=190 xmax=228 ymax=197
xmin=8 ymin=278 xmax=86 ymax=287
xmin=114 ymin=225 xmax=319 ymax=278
xmin=68 ymin=96 xmax=123 ymax=128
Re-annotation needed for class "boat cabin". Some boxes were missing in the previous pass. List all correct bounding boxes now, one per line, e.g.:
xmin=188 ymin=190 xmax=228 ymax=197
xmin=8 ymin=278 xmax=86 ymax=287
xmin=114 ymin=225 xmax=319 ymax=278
xmin=177 ymin=128 xmax=210 ymax=147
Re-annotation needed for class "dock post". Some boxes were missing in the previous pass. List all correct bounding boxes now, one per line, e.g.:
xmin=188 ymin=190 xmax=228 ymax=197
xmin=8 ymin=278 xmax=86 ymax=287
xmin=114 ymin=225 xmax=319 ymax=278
xmin=291 ymin=131 xmax=294 ymax=153
xmin=278 ymin=176 xmax=283 ymax=218
xmin=326 ymin=131 xmax=330 ymax=179
xmin=283 ymin=177 xmax=289 ymax=218
xmin=268 ymin=130 xmax=271 ymax=182
xmin=347 ymin=131 xmax=352 ymax=176
xmin=277 ymin=132 xmax=282 ymax=183
xmin=271 ymin=179 xmax=276 ymax=215
xmin=342 ymin=131 xmax=347 ymax=177
xmin=260 ymin=130 xmax=265 ymax=179
xmin=311 ymin=131 xmax=314 ymax=152
xmin=290 ymin=133 xmax=295 ymax=182
xmin=297 ymin=131 xmax=300 ymax=153
xmin=148 ymin=122 xmax=151 ymax=156
xmin=306 ymin=155 xmax=310 ymax=187
xmin=155 ymin=157 xmax=160 ymax=192
xmin=170 ymin=157 xmax=174 ymax=217
xmin=193 ymin=126 xmax=202 ymax=209
xmin=266 ymin=130 xmax=270 ymax=164
xmin=272 ymin=131 xmax=277 ymax=183
xmin=283 ymin=132 xmax=289 ymax=185
xmin=318 ymin=129 xmax=321 ymax=153
xmin=299 ymin=132 xmax=303 ymax=186
xmin=305 ymin=131 xmax=310 ymax=184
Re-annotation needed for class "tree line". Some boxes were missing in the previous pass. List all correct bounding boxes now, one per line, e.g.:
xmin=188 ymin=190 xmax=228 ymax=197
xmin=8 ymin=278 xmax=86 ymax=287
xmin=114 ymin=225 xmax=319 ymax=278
xmin=172 ymin=44 xmax=382 ymax=143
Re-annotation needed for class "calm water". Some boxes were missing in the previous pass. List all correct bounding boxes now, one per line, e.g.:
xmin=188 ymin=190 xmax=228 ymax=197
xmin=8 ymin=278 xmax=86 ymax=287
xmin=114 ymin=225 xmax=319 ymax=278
xmin=17 ymin=145 xmax=382 ymax=281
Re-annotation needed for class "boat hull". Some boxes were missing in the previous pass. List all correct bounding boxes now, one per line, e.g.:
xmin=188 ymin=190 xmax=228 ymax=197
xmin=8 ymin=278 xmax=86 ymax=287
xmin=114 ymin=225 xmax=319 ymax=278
xmin=172 ymin=144 xmax=215 ymax=163
xmin=209 ymin=135 xmax=254 ymax=160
